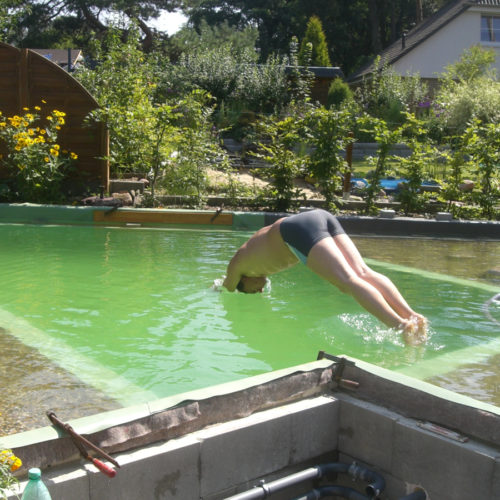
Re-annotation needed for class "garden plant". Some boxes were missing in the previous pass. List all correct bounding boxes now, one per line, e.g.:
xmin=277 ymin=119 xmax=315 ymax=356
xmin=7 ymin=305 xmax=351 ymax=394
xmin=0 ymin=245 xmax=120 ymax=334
xmin=0 ymin=105 xmax=78 ymax=204
xmin=0 ymin=448 xmax=22 ymax=499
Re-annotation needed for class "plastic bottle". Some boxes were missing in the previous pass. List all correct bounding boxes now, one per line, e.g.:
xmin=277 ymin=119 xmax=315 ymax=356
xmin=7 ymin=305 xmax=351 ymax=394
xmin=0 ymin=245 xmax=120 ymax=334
xmin=21 ymin=468 xmax=52 ymax=500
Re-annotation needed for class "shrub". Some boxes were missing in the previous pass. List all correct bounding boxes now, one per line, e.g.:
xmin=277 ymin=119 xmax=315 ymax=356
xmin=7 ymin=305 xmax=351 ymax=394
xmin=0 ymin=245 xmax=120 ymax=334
xmin=0 ymin=105 xmax=78 ymax=203
xmin=432 ymin=77 xmax=500 ymax=136
xmin=460 ymin=119 xmax=500 ymax=220
xmin=355 ymin=57 xmax=427 ymax=127
xmin=251 ymin=110 xmax=307 ymax=211
xmin=304 ymin=105 xmax=355 ymax=209
xmin=326 ymin=78 xmax=354 ymax=109
xmin=358 ymin=114 xmax=413 ymax=214
xmin=430 ymin=46 xmax=499 ymax=137
xmin=161 ymin=90 xmax=230 ymax=208
xmin=75 ymin=25 xmax=158 ymax=177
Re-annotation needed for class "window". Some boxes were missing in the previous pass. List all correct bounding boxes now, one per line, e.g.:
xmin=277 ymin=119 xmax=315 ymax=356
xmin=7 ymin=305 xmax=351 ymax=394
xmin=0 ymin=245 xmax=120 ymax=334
xmin=481 ymin=15 xmax=500 ymax=42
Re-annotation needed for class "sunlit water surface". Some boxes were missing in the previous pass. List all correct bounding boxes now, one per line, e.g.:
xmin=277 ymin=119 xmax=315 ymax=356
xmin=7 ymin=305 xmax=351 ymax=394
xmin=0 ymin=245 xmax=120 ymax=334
xmin=1 ymin=224 xmax=498 ymax=434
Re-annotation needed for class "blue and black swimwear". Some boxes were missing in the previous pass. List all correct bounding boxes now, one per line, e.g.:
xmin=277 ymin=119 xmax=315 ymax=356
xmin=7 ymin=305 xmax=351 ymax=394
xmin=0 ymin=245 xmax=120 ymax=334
xmin=279 ymin=209 xmax=345 ymax=264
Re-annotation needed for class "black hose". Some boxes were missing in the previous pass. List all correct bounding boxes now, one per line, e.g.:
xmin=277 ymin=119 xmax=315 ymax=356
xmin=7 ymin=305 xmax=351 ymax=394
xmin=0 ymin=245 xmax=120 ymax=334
xmin=318 ymin=462 xmax=385 ymax=497
xmin=293 ymin=485 xmax=370 ymax=500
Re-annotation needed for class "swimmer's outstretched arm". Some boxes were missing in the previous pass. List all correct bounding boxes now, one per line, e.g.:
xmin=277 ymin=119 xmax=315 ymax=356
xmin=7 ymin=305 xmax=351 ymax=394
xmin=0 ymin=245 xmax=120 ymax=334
xmin=223 ymin=253 xmax=242 ymax=292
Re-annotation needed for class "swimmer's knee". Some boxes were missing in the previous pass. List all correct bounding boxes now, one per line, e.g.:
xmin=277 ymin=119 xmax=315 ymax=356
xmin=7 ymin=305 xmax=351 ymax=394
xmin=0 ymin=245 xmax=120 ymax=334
xmin=336 ymin=274 xmax=360 ymax=295
xmin=355 ymin=265 xmax=373 ymax=280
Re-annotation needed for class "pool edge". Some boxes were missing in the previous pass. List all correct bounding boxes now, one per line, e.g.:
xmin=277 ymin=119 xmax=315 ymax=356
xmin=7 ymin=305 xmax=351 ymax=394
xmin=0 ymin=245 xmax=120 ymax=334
xmin=0 ymin=203 xmax=499 ymax=238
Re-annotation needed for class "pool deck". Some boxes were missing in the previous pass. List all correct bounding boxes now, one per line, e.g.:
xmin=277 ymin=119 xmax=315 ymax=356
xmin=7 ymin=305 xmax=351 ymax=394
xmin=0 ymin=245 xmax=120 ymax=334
xmin=0 ymin=203 xmax=499 ymax=239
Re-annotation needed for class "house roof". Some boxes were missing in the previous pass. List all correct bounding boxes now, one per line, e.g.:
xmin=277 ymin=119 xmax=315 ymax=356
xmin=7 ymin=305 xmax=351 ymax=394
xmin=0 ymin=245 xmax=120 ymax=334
xmin=30 ymin=49 xmax=82 ymax=70
xmin=348 ymin=0 xmax=500 ymax=82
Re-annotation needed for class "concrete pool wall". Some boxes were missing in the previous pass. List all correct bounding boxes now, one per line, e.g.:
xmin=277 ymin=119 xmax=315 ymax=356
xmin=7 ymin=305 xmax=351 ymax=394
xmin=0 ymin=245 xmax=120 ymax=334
xmin=2 ymin=356 xmax=499 ymax=500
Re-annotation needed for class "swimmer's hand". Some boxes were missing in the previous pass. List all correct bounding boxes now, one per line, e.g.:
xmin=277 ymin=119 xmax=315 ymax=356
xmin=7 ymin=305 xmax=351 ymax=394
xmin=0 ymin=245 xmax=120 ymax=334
xmin=401 ymin=315 xmax=428 ymax=346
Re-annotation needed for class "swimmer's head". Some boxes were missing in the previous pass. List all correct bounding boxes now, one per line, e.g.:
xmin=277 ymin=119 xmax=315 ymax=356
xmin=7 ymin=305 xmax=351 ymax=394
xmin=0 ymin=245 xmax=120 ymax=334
xmin=236 ymin=276 xmax=268 ymax=294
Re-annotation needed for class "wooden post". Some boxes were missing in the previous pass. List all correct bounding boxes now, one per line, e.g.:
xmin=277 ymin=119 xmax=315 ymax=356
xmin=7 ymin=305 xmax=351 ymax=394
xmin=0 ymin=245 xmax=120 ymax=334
xmin=18 ymin=49 xmax=29 ymax=112
xmin=343 ymin=132 xmax=354 ymax=199
xmin=100 ymin=122 xmax=110 ymax=193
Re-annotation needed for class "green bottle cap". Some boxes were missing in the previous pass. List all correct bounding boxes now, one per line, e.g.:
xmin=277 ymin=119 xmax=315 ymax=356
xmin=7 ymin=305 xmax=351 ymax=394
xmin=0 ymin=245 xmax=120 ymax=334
xmin=28 ymin=468 xmax=41 ymax=480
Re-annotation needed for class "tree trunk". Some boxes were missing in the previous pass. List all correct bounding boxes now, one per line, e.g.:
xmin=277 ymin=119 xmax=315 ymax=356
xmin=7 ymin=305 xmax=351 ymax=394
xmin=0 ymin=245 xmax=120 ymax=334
xmin=367 ymin=0 xmax=382 ymax=54
xmin=416 ymin=0 xmax=423 ymax=24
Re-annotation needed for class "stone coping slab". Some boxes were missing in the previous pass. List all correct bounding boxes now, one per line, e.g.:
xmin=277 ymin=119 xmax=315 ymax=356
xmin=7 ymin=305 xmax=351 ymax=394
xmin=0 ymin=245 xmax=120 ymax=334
xmin=0 ymin=204 xmax=498 ymax=239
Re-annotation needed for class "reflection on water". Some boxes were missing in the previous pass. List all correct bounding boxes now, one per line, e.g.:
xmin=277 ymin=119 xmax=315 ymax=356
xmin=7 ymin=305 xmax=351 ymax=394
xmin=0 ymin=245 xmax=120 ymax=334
xmin=352 ymin=236 xmax=500 ymax=284
xmin=428 ymin=353 xmax=500 ymax=405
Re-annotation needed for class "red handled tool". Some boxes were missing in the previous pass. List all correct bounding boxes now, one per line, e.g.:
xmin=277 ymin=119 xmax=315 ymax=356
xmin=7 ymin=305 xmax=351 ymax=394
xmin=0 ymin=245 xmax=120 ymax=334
xmin=46 ymin=411 xmax=119 ymax=478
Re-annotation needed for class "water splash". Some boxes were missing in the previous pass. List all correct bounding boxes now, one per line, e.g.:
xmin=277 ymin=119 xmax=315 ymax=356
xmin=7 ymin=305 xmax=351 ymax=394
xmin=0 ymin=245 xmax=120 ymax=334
xmin=338 ymin=313 xmax=439 ymax=350
xmin=483 ymin=292 xmax=500 ymax=326
xmin=212 ymin=276 xmax=226 ymax=292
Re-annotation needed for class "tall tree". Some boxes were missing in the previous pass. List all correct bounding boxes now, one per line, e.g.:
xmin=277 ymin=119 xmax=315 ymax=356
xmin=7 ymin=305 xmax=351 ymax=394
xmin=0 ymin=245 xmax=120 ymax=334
xmin=298 ymin=15 xmax=331 ymax=66
xmin=3 ymin=0 xmax=190 ymax=50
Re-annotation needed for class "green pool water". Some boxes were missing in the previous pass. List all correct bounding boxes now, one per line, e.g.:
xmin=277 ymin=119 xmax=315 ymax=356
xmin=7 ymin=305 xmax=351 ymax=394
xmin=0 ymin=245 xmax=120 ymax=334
xmin=0 ymin=224 xmax=499 ymax=434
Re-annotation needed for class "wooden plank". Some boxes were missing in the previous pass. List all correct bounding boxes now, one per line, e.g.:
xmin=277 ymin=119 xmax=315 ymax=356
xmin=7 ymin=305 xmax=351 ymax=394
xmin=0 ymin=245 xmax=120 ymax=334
xmin=18 ymin=49 xmax=28 ymax=112
xmin=93 ymin=210 xmax=233 ymax=226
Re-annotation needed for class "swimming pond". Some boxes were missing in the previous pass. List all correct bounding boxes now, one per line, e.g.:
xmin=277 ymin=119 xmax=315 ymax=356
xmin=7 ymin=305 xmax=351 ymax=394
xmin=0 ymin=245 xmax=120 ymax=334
xmin=0 ymin=223 xmax=499 ymax=435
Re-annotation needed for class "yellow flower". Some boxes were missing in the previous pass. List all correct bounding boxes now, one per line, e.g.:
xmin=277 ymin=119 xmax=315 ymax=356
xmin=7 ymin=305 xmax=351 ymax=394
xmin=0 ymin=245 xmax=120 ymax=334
xmin=40 ymin=129 xmax=46 ymax=135
xmin=42 ymin=99 xmax=47 ymax=103
xmin=44 ymin=157 xmax=50 ymax=162
xmin=34 ymin=106 xmax=41 ymax=111
xmin=0 ymin=450 xmax=23 ymax=472
xmin=53 ymin=144 xmax=60 ymax=150
xmin=70 ymin=152 xmax=78 ymax=160
xmin=58 ymin=117 xmax=65 ymax=125
xmin=23 ymin=107 xmax=29 ymax=111
xmin=11 ymin=456 xmax=22 ymax=471
xmin=50 ymin=148 xmax=59 ymax=157
xmin=55 ymin=125 xmax=61 ymax=130
xmin=46 ymin=116 xmax=53 ymax=121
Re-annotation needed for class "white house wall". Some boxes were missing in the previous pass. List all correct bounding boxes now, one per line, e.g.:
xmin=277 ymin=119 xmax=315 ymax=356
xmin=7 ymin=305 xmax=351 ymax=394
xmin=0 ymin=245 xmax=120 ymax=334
xmin=392 ymin=8 xmax=500 ymax=78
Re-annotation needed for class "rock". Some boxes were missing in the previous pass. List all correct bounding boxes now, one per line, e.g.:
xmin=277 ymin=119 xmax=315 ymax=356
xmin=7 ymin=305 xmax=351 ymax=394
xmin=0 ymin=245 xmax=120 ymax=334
xmin=482 ymin=268 xmax=500 ymax=281
xmin=112 ymin=192 xmax=133 ymax=206
xmin=81 ymin=196 xmax=123 ymax=207
xmin=459 ymin=180 xmax=474 ymax=192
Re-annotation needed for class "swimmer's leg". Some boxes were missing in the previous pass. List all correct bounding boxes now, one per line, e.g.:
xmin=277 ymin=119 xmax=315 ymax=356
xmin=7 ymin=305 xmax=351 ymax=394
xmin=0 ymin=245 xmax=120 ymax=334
xmin=332 ymin=233 xmax=427 ymax=327
xmin=307 ymin=237 xmax=408 ymax=330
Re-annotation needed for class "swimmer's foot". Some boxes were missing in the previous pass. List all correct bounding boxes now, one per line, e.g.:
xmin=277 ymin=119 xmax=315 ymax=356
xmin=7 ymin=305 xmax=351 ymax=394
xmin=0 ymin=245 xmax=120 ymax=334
xmin=401 ymin=315 xmax=428 ymax=346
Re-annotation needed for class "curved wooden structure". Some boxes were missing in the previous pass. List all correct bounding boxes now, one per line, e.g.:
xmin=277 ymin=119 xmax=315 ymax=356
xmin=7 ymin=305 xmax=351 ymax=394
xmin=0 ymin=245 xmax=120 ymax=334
xmin=0 ymin=42 xmax=109 ymax=192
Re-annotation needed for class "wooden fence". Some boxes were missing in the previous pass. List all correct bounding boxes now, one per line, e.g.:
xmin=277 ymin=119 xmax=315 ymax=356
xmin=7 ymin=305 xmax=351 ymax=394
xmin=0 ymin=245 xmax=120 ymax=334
xmin=0 ymin=42 xmax=109 ymax=193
